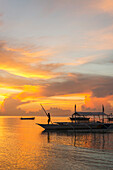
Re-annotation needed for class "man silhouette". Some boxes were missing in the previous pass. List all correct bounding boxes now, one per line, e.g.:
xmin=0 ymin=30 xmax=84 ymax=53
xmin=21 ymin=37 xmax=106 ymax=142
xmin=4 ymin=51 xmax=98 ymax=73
xmin=47 ymin=113 xmax=51 ymax=124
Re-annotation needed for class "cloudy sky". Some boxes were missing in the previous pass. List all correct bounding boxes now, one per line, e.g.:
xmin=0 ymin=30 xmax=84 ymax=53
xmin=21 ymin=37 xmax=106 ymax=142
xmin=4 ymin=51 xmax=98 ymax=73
xmin=0 ymin=0 xmax=113 ymax=115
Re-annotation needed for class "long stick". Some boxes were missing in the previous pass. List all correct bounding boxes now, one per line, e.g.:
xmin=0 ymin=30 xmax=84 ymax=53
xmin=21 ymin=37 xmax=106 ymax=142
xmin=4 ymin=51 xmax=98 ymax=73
xmin=40 ymin=104 xmax=53 ymax=124
xmin=40 ymin=104 xmax=48 ymax=117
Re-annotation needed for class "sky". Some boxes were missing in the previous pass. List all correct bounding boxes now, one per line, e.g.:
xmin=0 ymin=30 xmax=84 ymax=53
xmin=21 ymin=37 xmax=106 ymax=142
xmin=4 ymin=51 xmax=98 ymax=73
xmin=0 ymin=0 xmax=113 ymax=116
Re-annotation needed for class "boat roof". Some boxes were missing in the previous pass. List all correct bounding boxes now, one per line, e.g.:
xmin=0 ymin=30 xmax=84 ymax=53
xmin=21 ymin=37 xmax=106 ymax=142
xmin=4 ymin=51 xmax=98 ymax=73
xmin=75 ymin=112 xmax=107 ymax=116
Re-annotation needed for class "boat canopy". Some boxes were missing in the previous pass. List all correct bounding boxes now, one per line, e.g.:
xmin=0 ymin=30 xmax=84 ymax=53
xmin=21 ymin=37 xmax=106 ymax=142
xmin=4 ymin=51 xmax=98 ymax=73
xmin=74 ymin=112 xmax=107 ymax=116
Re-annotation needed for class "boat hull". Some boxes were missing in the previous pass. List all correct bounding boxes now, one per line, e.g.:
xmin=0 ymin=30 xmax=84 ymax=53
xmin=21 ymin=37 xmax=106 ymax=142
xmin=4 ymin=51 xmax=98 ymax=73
xmin=70 ymin=117 xmax=90 ymax=121
xmin=37 ymin=123 xmax=113 ymax=133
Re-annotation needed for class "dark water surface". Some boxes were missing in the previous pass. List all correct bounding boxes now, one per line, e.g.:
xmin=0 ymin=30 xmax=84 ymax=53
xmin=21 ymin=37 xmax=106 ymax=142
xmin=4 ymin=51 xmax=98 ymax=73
xmin=0 ymin=116 xmax=113 ymax=170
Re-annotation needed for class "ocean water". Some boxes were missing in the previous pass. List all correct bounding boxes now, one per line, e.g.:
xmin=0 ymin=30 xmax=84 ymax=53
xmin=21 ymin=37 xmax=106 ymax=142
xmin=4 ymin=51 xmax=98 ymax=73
xmin=0 ymin=116 xmax=113 ymax=170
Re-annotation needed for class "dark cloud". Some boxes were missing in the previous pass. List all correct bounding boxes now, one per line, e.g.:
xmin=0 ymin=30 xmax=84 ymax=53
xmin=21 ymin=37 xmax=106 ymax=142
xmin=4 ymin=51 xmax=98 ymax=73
xmin=81 ymin=105 xmax=97 ymax=111
xmin=41 ymin=73 xmax=113 ymax=98
xmin=38 ymin=107 xmax=72 ymax=116
xmin=15 ymin=73 xmax=113 ymax=100
xmin=36 ymin=63 xmax=63 ymax=72
xmin=92 ymin=76 xmax=113 ymax=97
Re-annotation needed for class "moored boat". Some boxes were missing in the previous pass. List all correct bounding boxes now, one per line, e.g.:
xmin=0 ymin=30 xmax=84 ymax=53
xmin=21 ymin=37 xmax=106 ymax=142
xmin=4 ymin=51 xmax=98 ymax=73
xmin=36 ymin=104 xmax=113 ymax=133
xmin=37 ymin=122 xmax=113 ymax=132
xmin=20 ymin=117 xmax=35 ymax=120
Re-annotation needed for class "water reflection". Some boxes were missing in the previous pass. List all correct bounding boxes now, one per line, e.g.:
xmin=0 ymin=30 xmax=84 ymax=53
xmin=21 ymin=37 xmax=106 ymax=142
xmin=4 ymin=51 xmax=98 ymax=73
xmin=0 ymin=116 xmax=113 ymax=169
xmin=47 ymin=132 xmax=50 ymax=143
xmin=42 ymin=130 xmax=113 ymax=151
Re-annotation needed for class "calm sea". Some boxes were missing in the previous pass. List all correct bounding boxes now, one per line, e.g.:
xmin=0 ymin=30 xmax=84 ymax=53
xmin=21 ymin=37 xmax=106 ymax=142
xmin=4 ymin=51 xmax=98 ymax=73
xmin=0 ymin=116 xmax=113 ymax=170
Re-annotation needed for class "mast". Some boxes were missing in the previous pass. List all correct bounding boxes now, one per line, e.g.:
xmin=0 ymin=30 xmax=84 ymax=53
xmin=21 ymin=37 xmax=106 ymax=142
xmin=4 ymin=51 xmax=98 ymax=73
xmin=102 ymin=104 xmax=104 ymax=123
xmin=75 ymin=104 xmax=76 ymax=113
xmin=75 ymin=104 xmax=76 ymax=123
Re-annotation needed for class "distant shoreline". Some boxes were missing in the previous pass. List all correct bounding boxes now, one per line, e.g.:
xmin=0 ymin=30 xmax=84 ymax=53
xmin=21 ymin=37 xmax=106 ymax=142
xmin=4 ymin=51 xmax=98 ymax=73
xmin=0 ymin=115 xmax=69 ymax=117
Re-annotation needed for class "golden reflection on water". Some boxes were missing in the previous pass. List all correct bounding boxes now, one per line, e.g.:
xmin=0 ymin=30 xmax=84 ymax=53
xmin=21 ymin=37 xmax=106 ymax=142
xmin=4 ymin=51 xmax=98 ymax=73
xmin=42 ymin=131 xmax=110 ymax=150
xmin=0 ymin=117 xmax=4 ymax=137
xmin=0 ymin=116 xmax=113 ymax=169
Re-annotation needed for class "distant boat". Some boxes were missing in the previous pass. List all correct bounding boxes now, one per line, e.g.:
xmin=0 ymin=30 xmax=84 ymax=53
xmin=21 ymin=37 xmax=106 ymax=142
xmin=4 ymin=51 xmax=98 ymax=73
xmin=20 ymin=117 xmax=35 ymax=120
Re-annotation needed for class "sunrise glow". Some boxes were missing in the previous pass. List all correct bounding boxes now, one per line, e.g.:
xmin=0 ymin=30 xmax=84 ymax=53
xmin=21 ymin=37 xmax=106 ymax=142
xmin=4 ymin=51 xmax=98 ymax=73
xmin=0 ymin=0 xmax=113 ymax=116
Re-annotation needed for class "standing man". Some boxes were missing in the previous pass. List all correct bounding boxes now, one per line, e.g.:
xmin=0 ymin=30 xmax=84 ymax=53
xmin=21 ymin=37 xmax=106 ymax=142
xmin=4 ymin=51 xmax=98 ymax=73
xmin=47 ymin=113 xmax=51 ymax=124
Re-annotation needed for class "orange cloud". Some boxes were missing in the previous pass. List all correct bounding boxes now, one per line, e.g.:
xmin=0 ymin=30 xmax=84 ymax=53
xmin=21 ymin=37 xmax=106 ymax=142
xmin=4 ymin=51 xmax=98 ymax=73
xmin=9 ymin=73 xmax=113 ymax=101
xmin=98 ymin=0 xmax=113 ymax=13
xmin=66 ymin=55 xmax=100 ymax=66
xmin=81 ymin=95 xmax=113 ymax=113
xmin=16 ymin=85 xmax=43 ymax=101
xmin=0 ymin=41 xmax=62 ymax=79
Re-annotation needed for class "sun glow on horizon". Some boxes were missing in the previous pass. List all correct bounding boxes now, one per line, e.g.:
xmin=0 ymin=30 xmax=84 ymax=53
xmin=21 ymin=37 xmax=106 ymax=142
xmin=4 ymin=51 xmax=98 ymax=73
xmin=0 ymin=0 xmax=113 ymax=115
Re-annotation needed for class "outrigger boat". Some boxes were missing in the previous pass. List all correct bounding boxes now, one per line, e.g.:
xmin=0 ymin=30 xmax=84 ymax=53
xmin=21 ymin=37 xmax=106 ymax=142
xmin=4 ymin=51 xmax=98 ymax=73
xmin=37 ymin=105 xmax=113 ymax=133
